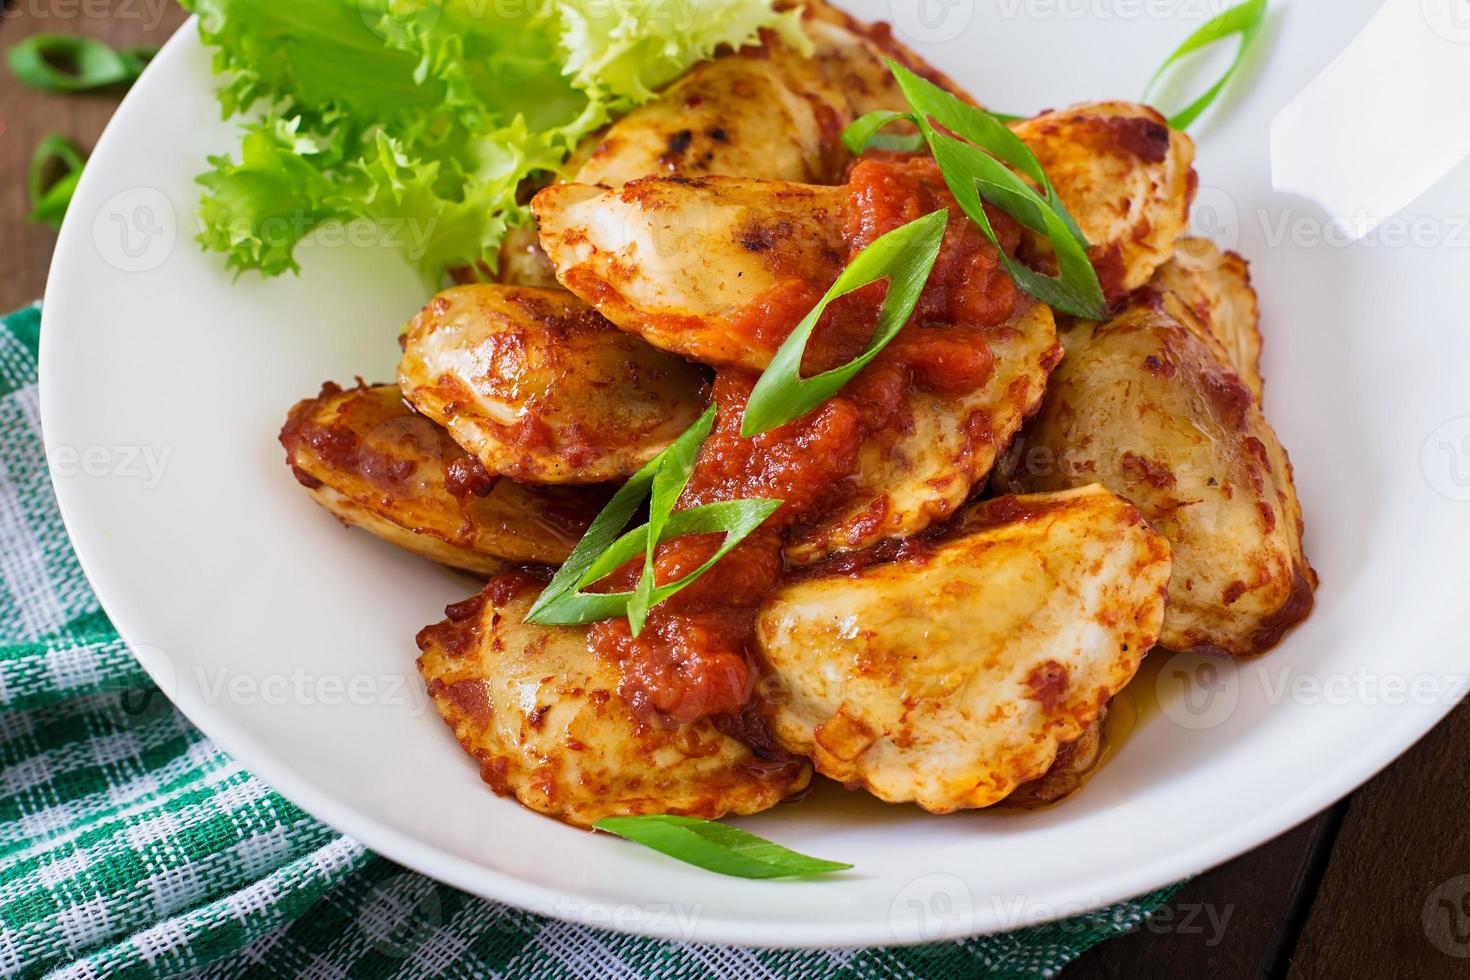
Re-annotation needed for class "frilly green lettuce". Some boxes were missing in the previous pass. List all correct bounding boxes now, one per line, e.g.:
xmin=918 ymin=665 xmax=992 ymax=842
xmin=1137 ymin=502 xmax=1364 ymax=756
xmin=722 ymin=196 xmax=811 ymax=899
xmin=182 ymin=0 xmax=799 ymax=284
xmin=557 ymin=0 xmax=807 ymax=104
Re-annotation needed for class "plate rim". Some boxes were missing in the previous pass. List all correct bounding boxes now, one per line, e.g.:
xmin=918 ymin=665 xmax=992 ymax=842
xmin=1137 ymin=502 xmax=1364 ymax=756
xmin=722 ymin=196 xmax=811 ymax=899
xmin=34 ymin=12 xmax=1463 ymax=949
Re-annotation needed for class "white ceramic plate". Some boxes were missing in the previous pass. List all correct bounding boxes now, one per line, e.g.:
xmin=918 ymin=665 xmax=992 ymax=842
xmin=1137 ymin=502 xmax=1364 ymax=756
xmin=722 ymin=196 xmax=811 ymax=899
xmin=40 ymin=0 xmax=1470 ymax=948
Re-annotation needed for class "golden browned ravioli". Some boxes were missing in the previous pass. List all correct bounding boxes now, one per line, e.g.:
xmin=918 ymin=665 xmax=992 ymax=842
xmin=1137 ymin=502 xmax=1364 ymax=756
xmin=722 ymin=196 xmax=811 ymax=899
xmin=757 ymin=485 xmax=1171 ymax=813
xmin=533 ymin=176 xmax=847 ymax=372
xmin=417 ymin=579 xmax=811 ymax=827
xmin=570 ymin=4 xmax=962 ymax=189
xmin=398 ymin=284 xmax=707 ymax=484
xmin=786 ymin=301 xmax=1062 ymax=564
xmin=280 ymin=383 xmax=603 ymax=574
xmin=796 ymin=0 xmax=977 ymax=112
xmin=995 ymin=290 xmax=1315 ymax=656
xmin=1152 ymin=237 xmax=1263 ymax=397
xmin=1012 ymin=102 xmax=1196 ymax=302
xmin=489 ymin=224 xmax=563 ymax=290
xmin=569 ymin=30 xmax=846 ymax=187
xmin=1000 ymin=710 xmax=1107 ymax=809
xmin=503 ymin=8 xmax=951 ymax=285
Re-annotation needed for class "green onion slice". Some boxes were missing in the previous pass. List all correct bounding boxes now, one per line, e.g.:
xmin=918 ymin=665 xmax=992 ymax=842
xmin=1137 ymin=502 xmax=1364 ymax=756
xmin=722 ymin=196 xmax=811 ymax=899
xmin=885 ymin=63 xmax=1087 ymax=246
xmin=740 ymin=209 xmax=947 ymax=438
xmin=7 ymin=34 xmax=157 ymax=92
xmin=628 ymin=398 xmax=708 ymax=635
xmin=525 ymin=406 xmax=782 ymax=633
xmin=27 ymin=134 xmax=86 ymax=229
xmin=593 ymin=816 xmax=852 ymax=879
xmin=839 ymin=109 xmax=925 ymax=154
xmin=934 ymin=133 xmax=1109 ymax=321
xmin=1143 ymin=0 xmax=1269 ymax=130
xmin=843 ymin=63 xmax=1107 ymax=320
xmin=985 ymin=110 xmax=1025 ymax=125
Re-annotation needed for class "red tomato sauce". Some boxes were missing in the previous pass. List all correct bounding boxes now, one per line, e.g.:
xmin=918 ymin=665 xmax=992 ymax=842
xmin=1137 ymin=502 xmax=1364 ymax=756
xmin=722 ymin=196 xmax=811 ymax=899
xmin=585 ymin=155 xmax=1024 ymax=726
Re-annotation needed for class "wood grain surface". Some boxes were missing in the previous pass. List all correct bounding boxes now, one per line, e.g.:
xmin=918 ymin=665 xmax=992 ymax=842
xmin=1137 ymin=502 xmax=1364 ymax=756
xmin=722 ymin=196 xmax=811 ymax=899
xmin=4 ymin=4 xmax=1468 ymax=978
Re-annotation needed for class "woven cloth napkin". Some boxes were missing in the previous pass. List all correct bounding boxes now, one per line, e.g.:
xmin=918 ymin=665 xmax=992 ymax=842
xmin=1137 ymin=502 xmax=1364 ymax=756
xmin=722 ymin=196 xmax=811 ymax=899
xmin=0 ymin=303 xmax=1179 ymax=978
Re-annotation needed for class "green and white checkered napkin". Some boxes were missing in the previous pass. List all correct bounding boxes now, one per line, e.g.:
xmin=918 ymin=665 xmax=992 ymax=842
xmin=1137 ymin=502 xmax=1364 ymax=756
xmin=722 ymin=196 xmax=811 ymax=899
xmin=0 ymin=303 xmax=1179 ymax=978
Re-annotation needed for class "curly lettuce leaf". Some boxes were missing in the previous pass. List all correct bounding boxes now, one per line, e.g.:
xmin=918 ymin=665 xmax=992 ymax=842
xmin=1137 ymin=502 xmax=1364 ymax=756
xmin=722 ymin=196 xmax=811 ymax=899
xmin=352 ymin=123 xmax=565 ymax=284
xmin=182 ymin=0 xmax=796 ymax=286
xmin=556 ymin=0 xmax=809 ymax=104
xmin=194 ymin=116 xmax=351 ymax=277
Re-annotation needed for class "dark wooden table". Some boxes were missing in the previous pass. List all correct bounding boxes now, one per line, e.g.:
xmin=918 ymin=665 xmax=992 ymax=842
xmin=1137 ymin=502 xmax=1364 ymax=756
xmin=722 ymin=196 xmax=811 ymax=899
xmin=5 ymin=4 xmax=1469 ymax=978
